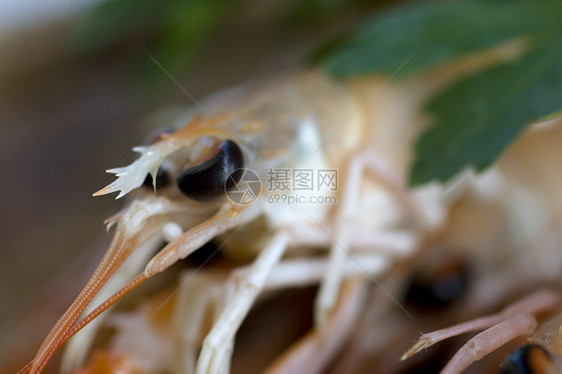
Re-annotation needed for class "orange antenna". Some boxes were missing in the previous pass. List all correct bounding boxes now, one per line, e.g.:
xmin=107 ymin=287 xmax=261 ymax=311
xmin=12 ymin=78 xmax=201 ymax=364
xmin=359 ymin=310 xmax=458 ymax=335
xmin=17 ymin=273 xmax=149 ymax=374
xmin=66 ymin=273 xmax=149 ymax=340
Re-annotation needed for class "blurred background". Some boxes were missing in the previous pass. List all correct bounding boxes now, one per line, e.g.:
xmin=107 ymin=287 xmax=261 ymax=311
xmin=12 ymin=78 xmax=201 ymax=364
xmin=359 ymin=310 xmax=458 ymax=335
xmin=0 ymin=0 xmax=401 ymax=371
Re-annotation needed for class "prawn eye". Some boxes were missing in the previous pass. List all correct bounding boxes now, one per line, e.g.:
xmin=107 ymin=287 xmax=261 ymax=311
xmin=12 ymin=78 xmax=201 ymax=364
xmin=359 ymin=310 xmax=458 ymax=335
xmin=499 ymin=344 xmax=552 ymax=374
xmin=404 ymin=252 xmax=469 ymax=312
xmin=177 ymin=139 xmax=244 ymax=201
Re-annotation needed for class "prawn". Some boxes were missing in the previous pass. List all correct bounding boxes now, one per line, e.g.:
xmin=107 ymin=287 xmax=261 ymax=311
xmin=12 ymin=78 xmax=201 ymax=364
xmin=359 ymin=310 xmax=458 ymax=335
xmin=20 ymin=68 xmax=440 ymax=374
xmin=21 ymin=43 xmax=562 ymax=373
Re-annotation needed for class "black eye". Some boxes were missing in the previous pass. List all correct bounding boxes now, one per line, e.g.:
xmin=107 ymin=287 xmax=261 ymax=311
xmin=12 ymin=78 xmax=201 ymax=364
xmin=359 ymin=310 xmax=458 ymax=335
xmin=177 ymin=139 xmax=244 ymax=201
xmin=403 ymin=252 xmax=469 ymax=312
xmin=499 ymin=344 xmax=552 ymax=374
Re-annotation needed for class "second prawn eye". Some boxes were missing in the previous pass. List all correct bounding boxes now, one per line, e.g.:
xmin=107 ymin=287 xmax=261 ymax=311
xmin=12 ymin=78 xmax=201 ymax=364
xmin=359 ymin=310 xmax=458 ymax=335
xmin=403 ymin=251 xmax=470 ymax=312
xmin=176 ymin=139 xmax=244 ymax=202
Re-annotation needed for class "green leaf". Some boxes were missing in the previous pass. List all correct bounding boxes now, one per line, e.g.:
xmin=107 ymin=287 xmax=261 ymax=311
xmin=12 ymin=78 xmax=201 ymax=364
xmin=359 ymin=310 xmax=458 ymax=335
xmin=315 ymin=0 xmax=562 ymax=186
xmin=410 ymin=46 xmax=562 ymax=185
xmin=315 ymin=0 xmax=562 ymax=77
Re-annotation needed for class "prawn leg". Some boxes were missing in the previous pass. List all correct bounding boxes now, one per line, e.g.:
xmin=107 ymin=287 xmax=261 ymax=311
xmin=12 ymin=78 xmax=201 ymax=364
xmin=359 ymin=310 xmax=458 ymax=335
xmin=290 ymin=223 xmax=417 ymax=256
xmin=145 ymin=202 xmax=260 ymax=276
xmin=441 ymin=315 xmax=537 ymax=374
xmin=173 ymin=272 xmax=226 ymax=374
xmin=315 ymin=150 xmax=416 ymax=330
xmin=265 ymin=278 xmax=367 ymax=374
xmin=196 ymin=230 xmax=291 ymax=374
xmin=402 ymin=289 xmax=559 ymax=373
xmin=402 ymin=289 xmax=559 ymax=360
